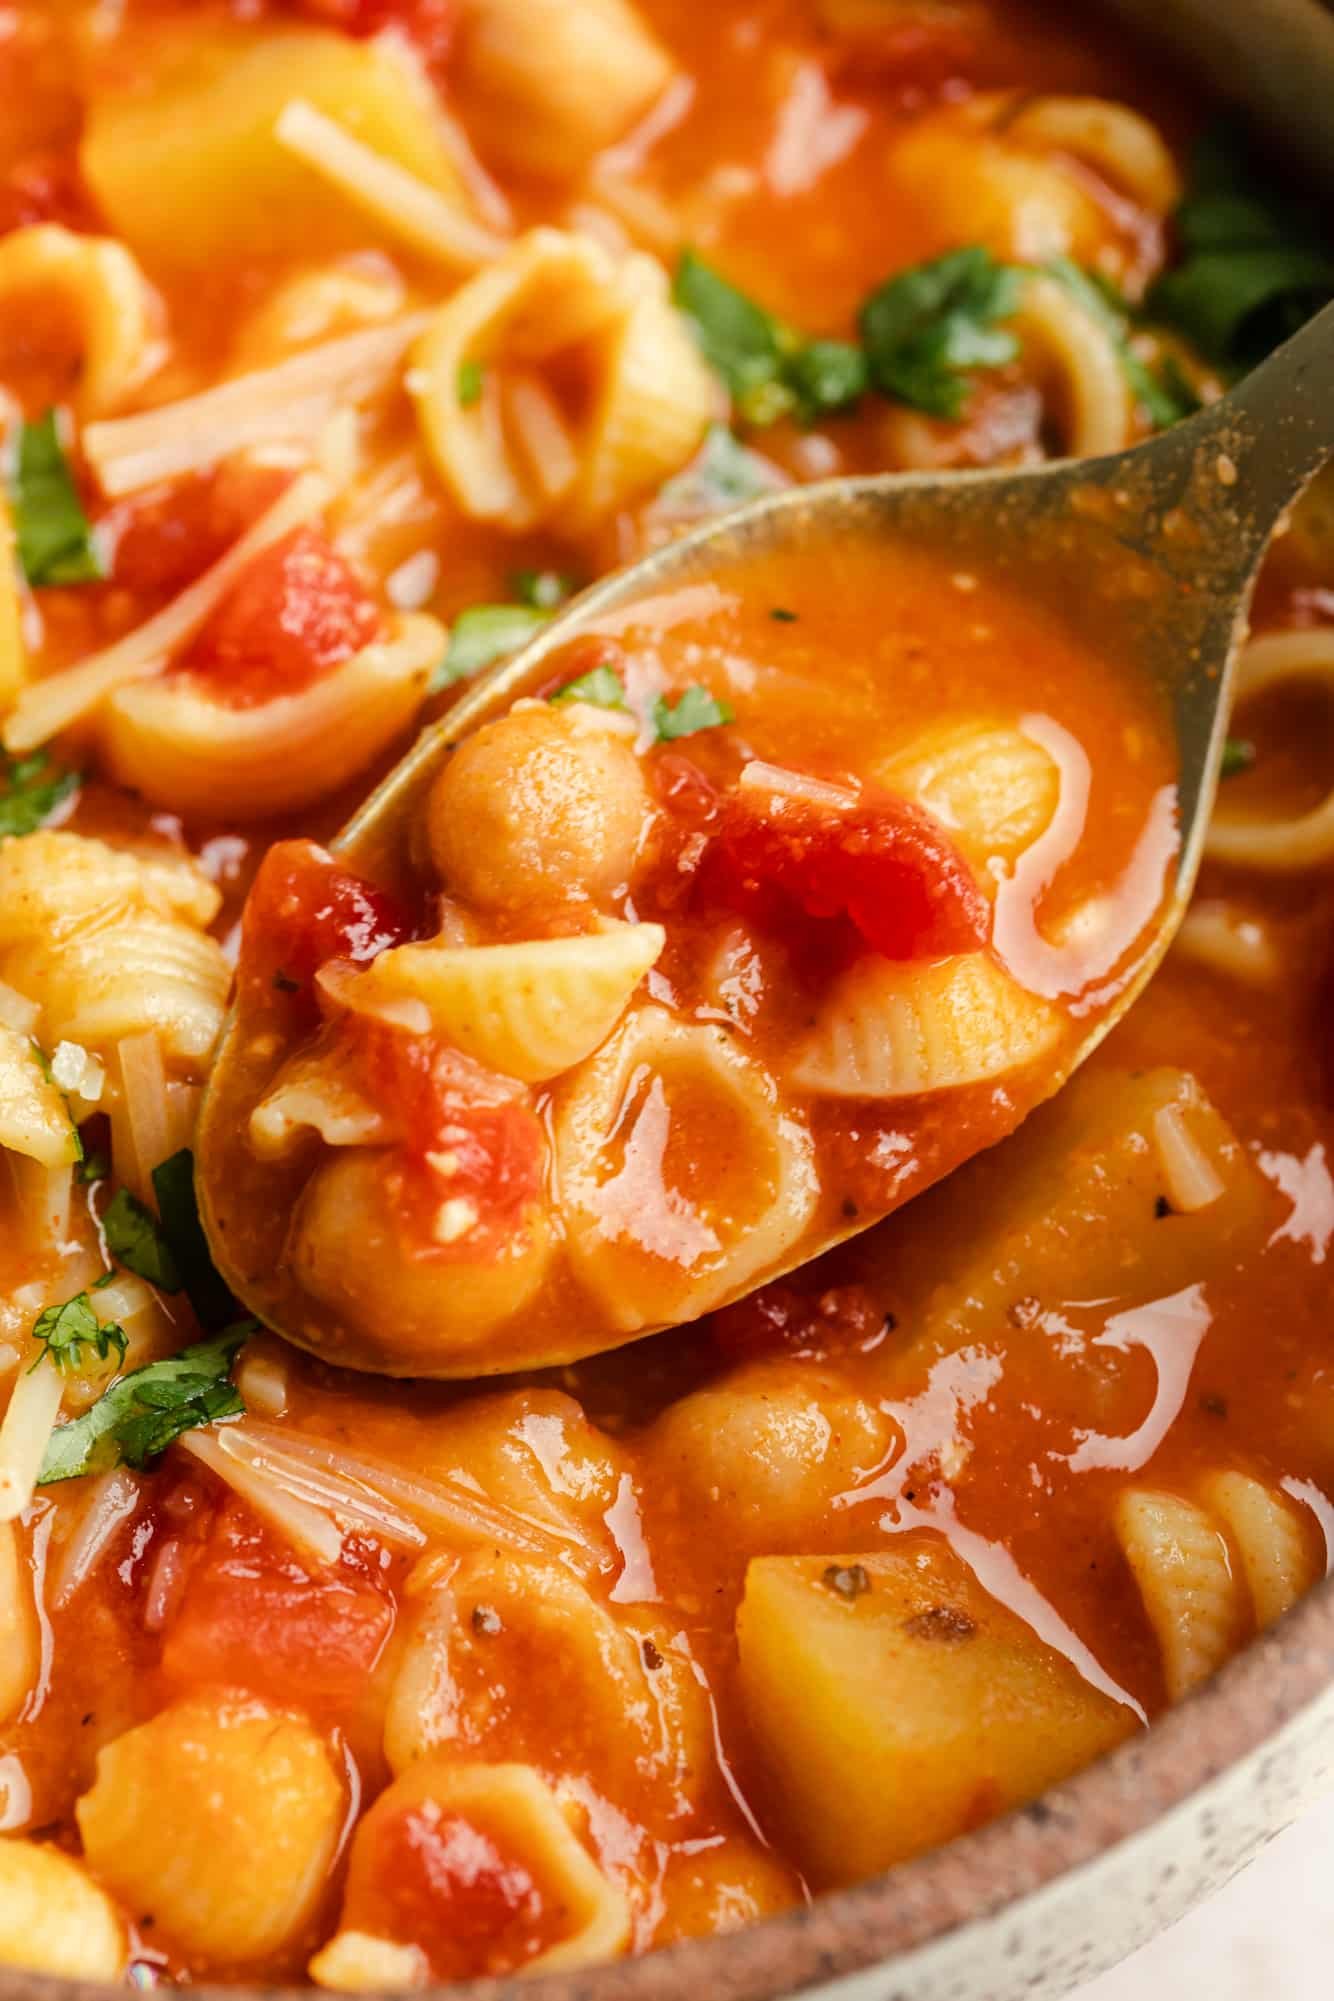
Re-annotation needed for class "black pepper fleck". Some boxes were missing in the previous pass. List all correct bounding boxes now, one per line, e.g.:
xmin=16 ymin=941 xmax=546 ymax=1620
xmin=641 ymin=1637 xmax=664 ymax=1671
xmin=1154 ymin=1194 xmax=1173 ymax=1218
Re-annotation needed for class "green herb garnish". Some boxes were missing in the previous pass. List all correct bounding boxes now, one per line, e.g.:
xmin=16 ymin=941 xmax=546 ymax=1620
xmin=859 ymin=247 xmax=1022 ymax=420
xmin=0 ymin=749 xmax=80 ymax=839
xmin=29 ymin=1291 xmax=127 ymax=1377
xmin=551 ymin=664 xmax=628 ymax=711
xmin=103 ymin=1187 xmax=182 ymax=1292
xmin=1221 ymin=736 xmax=1256 ymax=777
xmin=37 ymin=1326 xmax=250 ymax=1484
xmin=431 ymin=604 xmax=552 ymax=692
xmin=10 ymin=411 xmax=104 ymax=588
xmin=76 ymin=1149 xmax=110 ymax=1187
xmin=151 ymin=1149 xmax=235 ymax=1331
xmin=770 ymin=606 xmax=798 ymax=623
xmin=1149 ymin=123 xmax=1334 ymax=367
xmin=652 ymin=686 xmax=734 ymax=742
xmin=674 ymin=252 xmax=867 ymax=424
xmin=456 ymin=358 xmax=485 ymax=407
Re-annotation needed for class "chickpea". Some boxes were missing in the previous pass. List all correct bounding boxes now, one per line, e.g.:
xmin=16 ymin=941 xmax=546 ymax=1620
xmin=427 ymin=702 xmax=649 ymax=910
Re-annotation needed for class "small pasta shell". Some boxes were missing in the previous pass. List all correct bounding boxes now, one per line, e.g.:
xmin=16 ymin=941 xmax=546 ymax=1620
xmin=8 ymin=914 xmax=230 ymax=1069
xmin=1010 ymin=272 xmax=1136 ymax=457
xmin=346 ymin=920 xmax=665 ymax=1083
xmin=1205 ymin=630 xmax=1334 ymax=871
xmin=454 ymin=0 xmax=675 ymax=182
xmin=1114 ymin=1487 xmax=1244 ymax=1700
xmin=0 ymin=224 xmax=159 ymax=417
xmin=100 ymin=613 xmax=442 ymax=819
xmin=321 ymin=1759 xmax=630 ymax=1981
xmin=1198 ymin=1471 xmax=1321 ymax=1632
xmin=790 ymin=952 xmax=1061 ymax=1099
xmin=250 ymin=1039 xmax=390 ymax=1159
xmin=0 ymin=1841 xmax=126 ymax=1980
xmin=1002 ymin=95 xmax=1182 ymax=214
xmin=0 ymin=1023 xmax=77 ymax=1167
xmin=563 ymin=253 xmax=714 ymax=531
xmin=77 ymin=1692 xmax=345 ymax=1965
xmin=0 ymin=830 xmax=220 ymax=945
xmin=876 ymin=719 xmax=1060 ymax=884
xmin=554 ymin=1004 xmax=818 ymax=1330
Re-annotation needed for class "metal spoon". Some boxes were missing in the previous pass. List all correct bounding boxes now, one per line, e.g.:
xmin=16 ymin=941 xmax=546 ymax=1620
xmin=197 ymin=301 xmax=1334 ymax=1369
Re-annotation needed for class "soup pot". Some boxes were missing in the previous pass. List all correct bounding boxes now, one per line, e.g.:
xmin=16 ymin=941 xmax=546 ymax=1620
xmin=18 ymin=4 xmax=1334 ymax=2001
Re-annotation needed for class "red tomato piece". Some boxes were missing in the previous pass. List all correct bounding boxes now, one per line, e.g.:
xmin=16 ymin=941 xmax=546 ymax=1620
xmin=161 ymin=1498 xmax=393 ymax=1712
xmin=708 ymin=1279 xmax=894 ymax=1365
xmin=696 ymin=787 xmax=988 ymax=963
xmin=0 ymin=150 xmax=98 ymax=237
xmin=106 ymin=464 xmax=293 ymax=603
xmin=241 ymin=840 xmax=413 ymax=1010
xmin=367 ymin=1803 xmax=554 ymax=1980
xmin=185 ymin=526 xmax=381 ymax=709
xmin=348 ymin=1023 xmax=547 ymax=1252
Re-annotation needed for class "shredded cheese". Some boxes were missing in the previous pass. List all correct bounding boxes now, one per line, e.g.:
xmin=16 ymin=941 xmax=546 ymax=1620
xmin=275 ymin=100 xmax=509 ymax=272
xmin=3 ymin=471 xmax=330 ymax=753
xmin=0 ymin=1354 xmax=64 ymax=1522
xmin=83 ymin=321 xmax=429 ymax=498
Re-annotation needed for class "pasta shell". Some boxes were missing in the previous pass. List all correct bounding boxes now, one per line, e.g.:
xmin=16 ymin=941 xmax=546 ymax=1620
xmin=101 ymin=614 xmax=442 ymax=819
xmin=0 ymin=830 xmax=220 ymax=946
xmin=1003 ymin=95 xmax=1182 ymax=213
xmin=876 ymin=719 xmax=1060 ymax=883
xmin=346 ymin=921 xmax=666 ymax=1083
xmin=563 ymin=253 xmax=715 ymax=531
xmin=1114 ymin=1487 xmax=1244 ymax=1700
xmin=1198 ymin=1471 xmax=1321 ymax=1632
xmin=1010 ymin=272 xmax=1136 ymax=457
xmin=77 ymin=1693 xmax=345 ymax=1965
xmin=790 ymin=952 xmax=1061 ymax=1099
xmin=1205 ymin=630 xmax=1334 ymax=871
xmin=8 ymin=913 xmax=230 ymax=1068
xmin=322 ymin=1760 xmax=630 ymax=1980
xmin=250 ymin=1040 xmax=390 ymax=1159
xmin=0 ymin=1841 xmax=125 ymax=1980
xmin=554 ymin=1004 xmax=817 ymax=1330
xmin=0 ymin=1023 xmax=77 ymax=1167
xmin=0 ymin=225 xmax=159 ymax=417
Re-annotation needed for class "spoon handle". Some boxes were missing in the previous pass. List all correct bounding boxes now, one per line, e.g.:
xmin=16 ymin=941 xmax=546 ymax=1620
xmin=1172 ymin=296 xmax=1334 ymax=548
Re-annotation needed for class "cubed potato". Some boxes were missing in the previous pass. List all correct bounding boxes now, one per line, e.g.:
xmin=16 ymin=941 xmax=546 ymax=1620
xmin=737 ymin=1543 xmax=1136 ymax=1886
xmin=82 ymin=25 xmax=457 ymax=269
xmin=0 ymin=1840 xmax=126 ymax=1980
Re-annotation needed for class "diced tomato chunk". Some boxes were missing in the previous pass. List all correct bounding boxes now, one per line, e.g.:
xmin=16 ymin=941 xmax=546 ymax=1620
xmin=696 ymin=786 xmax=987 ymax=964
xmin=104 ymin=463 xmax=291 ymax=603
xmin=0 ymin=150 xmax=98 ymax=237
xmin=348 ymin=1022 xmax=547 ymax=1252
xmin=161 ymin=1498 xmax=393 ymax=1711
xmin=185 ymin=526 xmax=381 ymax=708
xmin=708 ymin=1279 xmax=894 ymax=1365
xmin=365 ymin=1803 xmax=555 ymax=1981
xmin=241 ymin=840 xmax=413 ymax=1009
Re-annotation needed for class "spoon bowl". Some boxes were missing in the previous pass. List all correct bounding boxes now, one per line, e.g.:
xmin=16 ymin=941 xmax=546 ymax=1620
xmin=197 ymin=302 xmax=1334 ymax=1369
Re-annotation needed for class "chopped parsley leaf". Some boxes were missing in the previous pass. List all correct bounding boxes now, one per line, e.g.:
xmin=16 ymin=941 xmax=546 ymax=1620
xmin=550 ymin=664 xmax=628 ymax=711
xmin=653 ymin=686 xmax=734 ymax=743
xmin=1149 ymin=123 xmax=1334 ymax=367
xmin=859 ymin=247 xmax=1022 ymax=420
xmin=674 ymin=252 xmax=866 ymax=425
xmin=151 ymin=1149 xmax=236 ymax=1331
xmin=770 ymin=606 xmax=798 ymax=622
xmin=76 ymin=1149 xmax=110 ymax=1187
xmin=1221 ymin=735 xmax=1256 ymax=777
xmin=0 ymin=749 xmax=80 ymax=839
xmin=431 ymin=604 xmax=552 ymax=692
xmin=30 ymin=1291 xmax=127 ymax=1377
xmin=10 ymin=411 xmax=104 ymax=588
xmin=103 ymin=1187 xmax=182 ymax=1292
xmin=37 ymin=1326 xmax=250 ymax=1484
xmin=456 ymin=358 xmax=485 ymax=407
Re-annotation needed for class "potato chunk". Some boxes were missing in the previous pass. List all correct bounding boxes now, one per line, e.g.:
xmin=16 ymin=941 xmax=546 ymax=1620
xmin=77 ymin=1692 xmax=345 ymax=1964
xmin=82 ymin=25 xmax=457 ymax=268
xmin=737 ymin=1544 xmax=1135 ymax=1886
